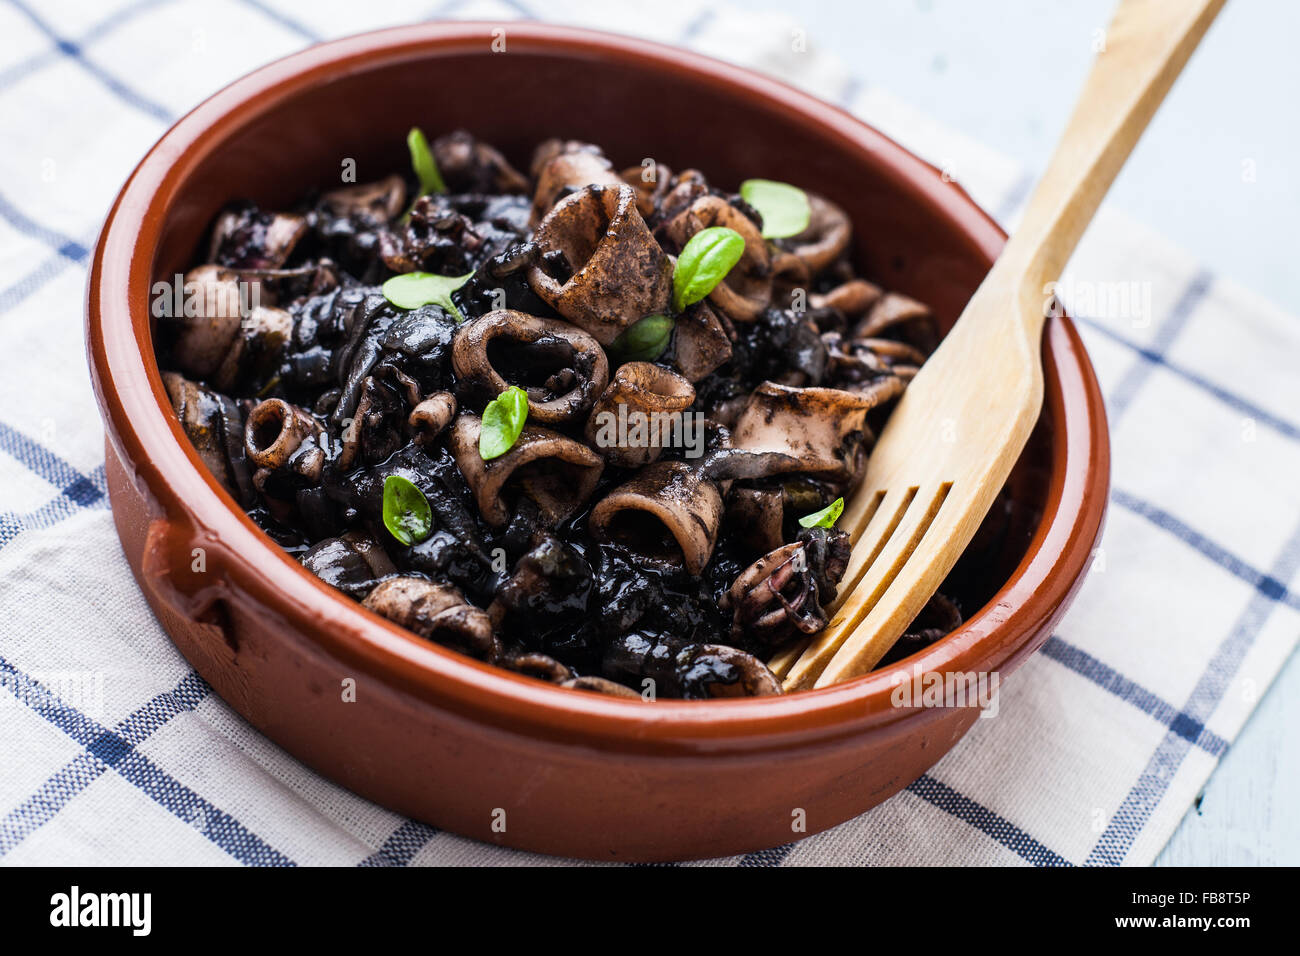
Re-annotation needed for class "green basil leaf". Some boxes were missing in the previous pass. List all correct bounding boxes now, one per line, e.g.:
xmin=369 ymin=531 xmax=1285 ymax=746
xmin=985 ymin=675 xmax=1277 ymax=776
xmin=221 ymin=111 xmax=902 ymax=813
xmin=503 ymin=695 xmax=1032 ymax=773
xmin=479 ymin=385 xmax=529 ymax=460
xmin=740 ymin=179 xmax=811 ymax=239
xmin=407 ymin=127 xmax=447 ymax=196
xmin=381 ymin=270 xmax=474 ymax=321
xmin=672 ymin=226 xmax=746 ymax=313
xmin=382 ymin=474 xmax=433 ymax=546
xmin=798 ymin=496 xmax=844 ymax=529
xmin=608 ymin=314 xmax=674 ymax=363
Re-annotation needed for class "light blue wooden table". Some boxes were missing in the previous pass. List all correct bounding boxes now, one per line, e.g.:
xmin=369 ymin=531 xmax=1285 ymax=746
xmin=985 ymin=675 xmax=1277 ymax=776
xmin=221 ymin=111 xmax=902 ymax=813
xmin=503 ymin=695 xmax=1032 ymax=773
xmin=739 ymin=0 xmax=1298 ymax=866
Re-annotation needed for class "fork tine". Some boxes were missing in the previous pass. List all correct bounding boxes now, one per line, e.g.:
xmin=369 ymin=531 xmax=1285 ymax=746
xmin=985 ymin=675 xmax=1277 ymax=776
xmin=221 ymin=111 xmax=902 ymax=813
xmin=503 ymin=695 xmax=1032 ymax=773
xmin=826 ymin=484 xmax=914 ymax=616
xmin=840 ymin=484 xmax=886 ymax=546
xmin=782 ymin=480 xmax=952 ymax=691
xmin=767 ymin=637 xmax=807 ymax=680
xmin=813 ymin=492 xmax=968 ymax=687
xmin=768 ymin=483 xmax=908 ymax=679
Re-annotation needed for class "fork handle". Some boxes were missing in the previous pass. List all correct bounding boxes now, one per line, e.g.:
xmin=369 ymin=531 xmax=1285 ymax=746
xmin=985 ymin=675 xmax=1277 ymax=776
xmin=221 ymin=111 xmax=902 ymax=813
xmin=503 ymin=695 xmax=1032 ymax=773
xmin=1005 ymin=0 xmax=1225 ymax=320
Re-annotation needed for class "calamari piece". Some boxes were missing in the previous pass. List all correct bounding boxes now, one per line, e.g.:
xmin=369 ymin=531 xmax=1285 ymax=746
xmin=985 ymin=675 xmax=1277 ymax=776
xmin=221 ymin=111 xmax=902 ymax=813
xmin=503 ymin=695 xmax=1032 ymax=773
xmin=452 ymin=310 xmax=608 ymax=425
xmin=448 ymin=415 xmax=604 ymax=528
xmin=584 ymin=362 xmax=695 ymax=468
xmin=588 ymin=460 xmax=723 ymax=575
xmin=363 ymin=576 xmax=498 ymax=661
xmin=527 ymin=184 xmax=673 ymax=345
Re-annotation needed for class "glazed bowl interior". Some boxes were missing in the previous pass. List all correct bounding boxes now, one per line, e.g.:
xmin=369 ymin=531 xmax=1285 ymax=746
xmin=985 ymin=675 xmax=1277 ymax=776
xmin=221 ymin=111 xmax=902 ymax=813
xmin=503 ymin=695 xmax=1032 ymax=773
xmin=100 ymin=23 xmax=1100 ymax=733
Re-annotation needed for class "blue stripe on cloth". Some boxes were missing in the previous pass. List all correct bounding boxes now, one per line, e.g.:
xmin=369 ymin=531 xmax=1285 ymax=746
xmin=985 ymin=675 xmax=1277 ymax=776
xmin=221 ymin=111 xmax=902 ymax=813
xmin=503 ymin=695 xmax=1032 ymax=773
xmin=738 ymin=842 xmax=794 ymax=867
xmin=115 ymin=671 xmax=209 ymax=741
xmin=1040 ymin=637 xmax=1228 ymax=756
xmin=0 ymin=192 xmax=88 ymax=263
xmin=235 ymin=0 xmax=322 ymax=42
xmin=0 ymin=0 xmax=175 ymax=91
xmin=0 ymin=671 xmax=209 ymax=854
xmin=0 ymin=241 xmax=89 ymax=314
xmin=680 ymin=7 xmax=716 ymax=41
xmin=357 ymin=820 xmax=441 ymax=866
xmin=0 ymin=464 xmax=109 ymax=551
xmin=1106 ymin=270 xmax=1213 ymax=421
xmin=838 ymin=74 xmax=864 ymax=110
xmin=0 ymin=657 xmax=295 ymax=865
xmin=111 ymin=749 xmax=296 ymax=864
xmin=1079 ymin=316 xmax=1300 ymax=442
xmin=0 ymin=755 xmax=106 ymax=852
xmin=0 ymin=421 xmax=105 ymax=498
xmin=1085 ymin=515 xmax=1300 ymax=865
xmin=8 ymin=0 xmax=173 ymax=123
xmin=907 ymin=774 xmax=1071 ymax=866
xmin=1112 ymin=488 xmax=1300 ymax=612
xmin=736 ymin=773 xmax=1069 ymax=867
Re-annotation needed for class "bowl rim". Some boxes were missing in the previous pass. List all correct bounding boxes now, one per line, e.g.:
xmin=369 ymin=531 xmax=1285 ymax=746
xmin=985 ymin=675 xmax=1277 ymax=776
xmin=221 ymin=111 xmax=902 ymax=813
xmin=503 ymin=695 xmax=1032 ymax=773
xmin=86 ymin=20 xmax=1109 ymax=754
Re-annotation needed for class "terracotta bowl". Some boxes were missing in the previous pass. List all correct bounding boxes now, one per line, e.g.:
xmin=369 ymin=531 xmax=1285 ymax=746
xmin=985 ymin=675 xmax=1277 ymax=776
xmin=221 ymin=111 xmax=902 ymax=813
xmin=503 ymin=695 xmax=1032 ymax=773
xmin=86 ymin=21 xmax=1109 ymax=862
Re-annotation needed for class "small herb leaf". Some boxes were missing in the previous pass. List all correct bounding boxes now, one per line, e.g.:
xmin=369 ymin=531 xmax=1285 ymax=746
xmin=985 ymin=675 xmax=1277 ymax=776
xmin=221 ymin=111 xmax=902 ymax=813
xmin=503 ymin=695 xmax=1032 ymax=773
xmin=381 ymin=270 xmax=474 ymax=321
xmin=672 ymin=226 xmax=745 ymax=313
xmin=382 ymin=474 xmax=433 ymax=546
xmin=407 ymin=127 xmax=447 ymax=196
xmin=798 ymin=496 xmax=844 ymax=529
xmin=740 ymin=179 xmax=811 ymax=239
xmin=608 ymin=314 xmax=674 ymax=363
xmin=479 ymin=385 xmax=529 ymax=460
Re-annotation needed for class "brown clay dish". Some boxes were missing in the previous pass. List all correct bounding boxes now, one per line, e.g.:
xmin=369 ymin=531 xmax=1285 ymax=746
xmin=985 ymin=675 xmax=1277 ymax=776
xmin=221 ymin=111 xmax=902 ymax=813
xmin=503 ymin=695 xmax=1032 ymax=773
xmin=86 ymin=21 xmax=1109 ymax=861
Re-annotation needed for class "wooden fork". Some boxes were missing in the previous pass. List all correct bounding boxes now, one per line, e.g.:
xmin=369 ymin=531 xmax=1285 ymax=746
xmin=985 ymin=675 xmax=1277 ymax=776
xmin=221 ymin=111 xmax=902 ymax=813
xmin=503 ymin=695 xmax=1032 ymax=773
xmin=774 ymin=0 xmax=1225 ymax=690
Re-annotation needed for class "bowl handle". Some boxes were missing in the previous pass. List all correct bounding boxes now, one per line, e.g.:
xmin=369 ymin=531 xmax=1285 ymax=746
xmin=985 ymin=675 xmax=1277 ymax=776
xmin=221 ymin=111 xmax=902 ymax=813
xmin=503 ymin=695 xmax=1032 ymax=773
xmin=140 ymin=515 xmax=238 ymax=647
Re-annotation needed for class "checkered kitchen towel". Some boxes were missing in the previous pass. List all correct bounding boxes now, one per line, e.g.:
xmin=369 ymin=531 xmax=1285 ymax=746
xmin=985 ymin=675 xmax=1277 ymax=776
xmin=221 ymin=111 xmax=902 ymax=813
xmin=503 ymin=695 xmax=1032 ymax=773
xmin=1 ymin=0 xmax=1296 ymax=867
